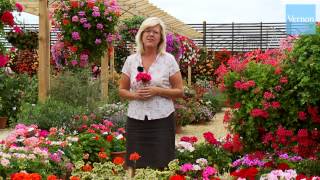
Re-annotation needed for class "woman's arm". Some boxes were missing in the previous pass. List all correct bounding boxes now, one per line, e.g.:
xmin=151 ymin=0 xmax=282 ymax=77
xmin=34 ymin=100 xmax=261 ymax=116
xmin=138 ymin=71 xmax=184 ymax=99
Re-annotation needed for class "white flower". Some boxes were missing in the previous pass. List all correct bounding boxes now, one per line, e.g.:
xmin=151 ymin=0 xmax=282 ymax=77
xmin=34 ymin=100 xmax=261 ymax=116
xmin=176 ymin=141 xmax=194 ymax=152
xmin=0 ymin=158 xmax=10 ymax=167
xmin=196 ymin=158 xmax=208 ymax=166
xmin=192 ymin=164 xmax=201 ymax=171
xmin=116 ymin=134 xmax=123 ymax=139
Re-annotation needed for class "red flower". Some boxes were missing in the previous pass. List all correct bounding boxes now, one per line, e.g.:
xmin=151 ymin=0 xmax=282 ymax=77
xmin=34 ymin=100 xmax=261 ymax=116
xmin=298 ymin=111 xmax=307 ymax=121
xmin=113 ymin=157 xmax=125 ymax=165
xmin=129 ymin=152 xmax=141 ymax=161
xmin=0 ymin=54 xmax=8 ymax=67
xmin=70 ymin=176 xmax=80 ymax=180
xmin=82 ymin=164 xmax=93 ymax=172
xmin=277 ymin=162 xmax=290 ymax=171
xmin=47 ymin=175 xmax=58 ymax=180
xmin=87 ymin=1 xmax=95 ymax=8
xmin=1 ymin=11 xmax=14 ymax=26
xmin=15 ymin=2 xmax=25 ymax=12
xmin=29 ymin=173 xmax=42 ymax=180
xmin=70 ymin=0 xmax=80 ymax=8
xmin=106 ymin=135 xmax=113 ymax=142
xmin=62 ymin=19 xmax=70 ymax=25
xmin=135 ymin=72 xmax=151 ymax=83
xmin=203 ymin=131 xmax=219 ymax=145
xmin=98 ymin=152 xmax=108 ymax=159
xmin=169 ymin=174 xmax=186 ymax=180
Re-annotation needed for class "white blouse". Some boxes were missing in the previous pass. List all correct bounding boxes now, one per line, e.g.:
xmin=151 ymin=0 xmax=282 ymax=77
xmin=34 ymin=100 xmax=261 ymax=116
xmin=121 ymin=52 xmax=180 ymax=120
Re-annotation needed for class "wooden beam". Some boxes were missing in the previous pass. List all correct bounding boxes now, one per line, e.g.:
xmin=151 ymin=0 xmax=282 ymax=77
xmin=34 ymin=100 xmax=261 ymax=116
xmin=38 ymin=0 xmax=50 ymax=103
xmin=101 ymin=46 xmax=110 ymax=100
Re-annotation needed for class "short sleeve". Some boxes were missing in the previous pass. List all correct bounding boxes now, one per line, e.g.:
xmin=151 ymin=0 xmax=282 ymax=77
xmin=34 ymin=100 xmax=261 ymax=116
xmin=121 ymin=56 xmax=131 ymax=77
xmin=168 ymin=55 xmax=180 ymax=77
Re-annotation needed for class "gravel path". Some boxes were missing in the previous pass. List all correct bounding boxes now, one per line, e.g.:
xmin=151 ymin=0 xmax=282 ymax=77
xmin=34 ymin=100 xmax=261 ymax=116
xmin=175 ymin=108 xmax=229 ymax=142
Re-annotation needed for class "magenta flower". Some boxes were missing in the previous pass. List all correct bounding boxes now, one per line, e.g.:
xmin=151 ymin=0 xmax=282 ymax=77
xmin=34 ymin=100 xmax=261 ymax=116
xmin=96 ymin=23 xmax=104 ymax=30
xmin=79 ymin=18 xmax=87 ymax=24
xmin=202 ymin=166 xmax=217 ymax=179
xmin=180 ymin=163 xmax=193 ymax=173
xmin=92 ymin=11 xmax=100 ymax=17
xmin=72 ymin=15 xmax=79 ymax=22
xmin=71 ymin=32 xmax=80 ymax=40
xmin=0 ymin=54 xmax=8 ymax=67
xmin=83 ymin=23 xmax=91 ymax=29
xmin=95 ymin=38 xmax=102 ymax=45
xmin=92 ymin=6 xmax=99 ymax=12
xmin=71 ymin=60 xmax=78 ymax=66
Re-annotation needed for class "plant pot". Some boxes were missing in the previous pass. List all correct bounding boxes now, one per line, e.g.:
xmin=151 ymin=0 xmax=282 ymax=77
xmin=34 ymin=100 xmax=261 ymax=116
xmin=0 ymin=116 xmax=8 ymax=129
xmin=110 ymin=151 xmax=126 ymax=160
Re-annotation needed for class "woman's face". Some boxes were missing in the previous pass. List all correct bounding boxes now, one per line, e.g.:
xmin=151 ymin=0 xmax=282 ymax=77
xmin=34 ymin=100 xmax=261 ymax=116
xmin=142 ymin=25 xmax=162 ymax=50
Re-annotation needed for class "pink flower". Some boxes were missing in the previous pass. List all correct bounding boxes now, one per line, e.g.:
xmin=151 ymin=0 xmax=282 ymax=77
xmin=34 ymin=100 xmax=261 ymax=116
xmin=202 ymin=166 xmax=217 ymax=179
xmin=72 ymin=32 xmax=80 ymax=40
xmin=71 ymin=60 xmax=78 ymax=66
xmin=15 ymin=2 xmax=25 ymax=12
xmin=280 ymin=76 xmax=288 ymax=84
xmin=271 ymin=101 xmax=281 ymax=109
xmin=72 ymin=15 xmax=79 ymax=22
xmin=135 ymin=72 xmax=151 ymax=83
xmin=0 ymin=54 xmax=8 ymax=67
xmin=13 ymin=26 xmax=22 ymax=33
xmin=180 ymin=163 xmax=193 ymax=173
xmin=263 ymin=91 xmax=275 ymax=100
xmin=95 ymin=38 xmax=102 ymax=44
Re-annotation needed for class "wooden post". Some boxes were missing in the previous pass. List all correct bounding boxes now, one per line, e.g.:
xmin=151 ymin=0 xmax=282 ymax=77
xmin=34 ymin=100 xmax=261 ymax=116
xmin=188 ymin=65 xmax=191 ymax=86
xmin=101 ymin=46 xmax=110 ymax=100
xmin=129 ymin=42 xmax=135 ymax=54
xmin=38 ymin=0 xmax=50 ymax=103
xmin=109 ymin=45 xmax=115 ymax=82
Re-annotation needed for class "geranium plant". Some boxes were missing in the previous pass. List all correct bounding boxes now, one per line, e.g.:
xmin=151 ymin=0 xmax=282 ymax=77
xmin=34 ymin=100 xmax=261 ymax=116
xmin=166 ymin=32 xmax=183 ymax=61
xmin=52 ymin=0 xmax=121 ymax=67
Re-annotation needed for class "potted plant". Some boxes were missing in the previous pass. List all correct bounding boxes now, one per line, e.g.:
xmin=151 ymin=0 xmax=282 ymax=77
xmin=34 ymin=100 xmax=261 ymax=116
xmin=107 ymin=132 xmax=126 ymax=160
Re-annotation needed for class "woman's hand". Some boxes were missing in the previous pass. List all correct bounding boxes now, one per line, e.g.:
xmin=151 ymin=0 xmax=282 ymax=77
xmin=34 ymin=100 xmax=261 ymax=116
xmin=135 ymin=86 xmax=160 ymax=100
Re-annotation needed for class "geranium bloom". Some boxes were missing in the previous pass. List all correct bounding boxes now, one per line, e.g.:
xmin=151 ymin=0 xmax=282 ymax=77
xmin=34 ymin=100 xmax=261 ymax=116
xmin=113 ymin=157 xmax=125 ymax=165
xmin=95 ymin=38 xmax=102 ymax=44
xmin=129 ymin=152 xmax=141 ymax=161
xmin=47 ymin=175 xmax=58 ymax=180
xmin=180 ymin=163 xmax=193 ymax=173
xmin=0 ymin=54 xmax=8 ymax=67
xmin=72 ymin=15 xmax=79 ymax=22
xmin=203 ymin=131 xmax=219 ymax=145
xmin=70 ymin=176 xmax=81 ymax=180
xmin=98 ymin=152 xmax=108 ymax=159
xmin=82 ymin=164 xmax=93 ymax=172
xmin=169 ymin=174 xmax=186 ymax=180
xmin=298 ymin=111 xmax=307 ymax=121
xmin=71 ymin=32 xmax=80 ymax=40
xmin=135 ymin=72 xmax=151 ymax=83
xmin=1 ymin=11 xmax=15 ymax=26
xmin=15 ymin=2 xmax=25 ymax=12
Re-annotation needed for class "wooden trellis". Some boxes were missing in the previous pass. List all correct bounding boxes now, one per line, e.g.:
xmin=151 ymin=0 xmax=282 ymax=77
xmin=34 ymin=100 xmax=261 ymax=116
xmin=16 ymin=0 xmax=201 ymax=101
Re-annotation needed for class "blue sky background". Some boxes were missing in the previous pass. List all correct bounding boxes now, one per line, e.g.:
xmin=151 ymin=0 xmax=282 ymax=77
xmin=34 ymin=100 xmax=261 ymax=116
xmin=13 ymin=0 xmax=320 ymax=24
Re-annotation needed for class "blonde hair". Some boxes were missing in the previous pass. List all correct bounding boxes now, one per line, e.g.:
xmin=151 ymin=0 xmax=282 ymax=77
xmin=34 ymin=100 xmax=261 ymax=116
xmin=135 ymin=17 xmax=166 ymax=54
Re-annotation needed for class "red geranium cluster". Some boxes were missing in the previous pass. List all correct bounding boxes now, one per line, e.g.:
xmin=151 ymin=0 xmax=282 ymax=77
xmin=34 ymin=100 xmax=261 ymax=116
xmin=262 ymin=126 xmax=319 ymax=158
xmin=180 ymin=136 xmax=198 ymax=144
xmin=230 ymin=167 xmax=259 ymax=180
xmin=222 ymin=133 xmax=243 ymax=153
xmin=135 ymin=72 xmax=151 ymax=84
xmin=203 ymin=131 xmax=219 ymax=145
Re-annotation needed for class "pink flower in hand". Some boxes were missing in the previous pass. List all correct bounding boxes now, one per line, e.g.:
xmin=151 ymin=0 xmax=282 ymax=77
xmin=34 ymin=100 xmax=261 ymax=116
xmin=136 ymin=72 xmax=151 ymax=83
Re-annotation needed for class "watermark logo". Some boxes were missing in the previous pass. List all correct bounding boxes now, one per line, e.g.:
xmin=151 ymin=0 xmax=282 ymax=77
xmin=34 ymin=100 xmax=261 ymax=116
xmin=286 ymin=4 xmax=316 ymax=35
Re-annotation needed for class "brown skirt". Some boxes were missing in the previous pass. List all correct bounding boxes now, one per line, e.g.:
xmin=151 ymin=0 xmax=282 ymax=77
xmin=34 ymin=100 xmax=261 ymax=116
xmin=125 ymin=113 xmax=176 ymax=169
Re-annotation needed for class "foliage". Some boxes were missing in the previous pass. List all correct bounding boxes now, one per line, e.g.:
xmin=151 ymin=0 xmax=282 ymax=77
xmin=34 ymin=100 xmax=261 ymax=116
xmin=179 ymin=35 xmax=200 ymax=78
xmin=16 ymin=99 xmax=87 ymax=132
xmin=6 ymin=29 xmax=38 ymax=50
xmin=52 ymin=0 xmax=121 ymax=67
xmin=296 ymin=159 xmax=320 ymax=176
xmin=219 ymin=27 xmax=320 ymax=156
xmin=114 ymin=40 xmax=130 ymax=72
xmin=98 ymin=102 xmax=127 ymax=129
xmin=0 ymin=69 xmax=38 ymax=125
xmin=6 ymin=48 xmax=39 ymax=76
xmin=118 ymin=15 xmax=144 ymax=43
xmin=71 ymin=160 xmax=126 ymax=179
xmin=49 ymin=69 xmax=101 ymax=111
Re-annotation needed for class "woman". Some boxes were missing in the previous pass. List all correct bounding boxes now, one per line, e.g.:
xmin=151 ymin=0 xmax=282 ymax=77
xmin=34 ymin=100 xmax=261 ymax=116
xmin=119 ymin=17 xmax=183 ymax=169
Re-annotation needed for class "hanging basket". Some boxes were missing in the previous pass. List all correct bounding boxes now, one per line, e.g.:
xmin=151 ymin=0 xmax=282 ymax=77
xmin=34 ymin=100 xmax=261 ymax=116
xmin=0 ymin=116 xmax=8 ymax=129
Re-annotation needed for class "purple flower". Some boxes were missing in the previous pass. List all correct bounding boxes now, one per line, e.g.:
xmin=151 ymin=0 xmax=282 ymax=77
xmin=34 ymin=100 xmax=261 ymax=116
xmin=96 ymin=23 xmax=104 ymax=30
xmin=107 ymin=33 xmax=113 ymax=43
xmin=279 ymin=153 xmax=289 ymax=159
xmin=83 ymin=23 xmax=92 ymax=29
xmin=92 ymin=6 xmax=99 ymax=12
xmin=72 ymin=15 xmax=79 ymax=22
xmin=92 ymin=11 xmax=100 ymax=17
xmin=95 ymin=38 xmax=102 ymax=45
xmin=80 ymin=53 xmax=89 ymax=61
xmin=49 ymin=152 xmax=61 ymax=163
xmin=71 ymin=60 xmax=78 ymax=66
xmin=78 ymin=11 xmax=85 ymax=16
xmin=180 ymin=163 xmax=193 ymax=173
xmin=80 ymin=58 xmax=88 ymax=67
xmin=72 ymin=32 xmax=80 ymax=40
xmin=80 ymin=18 xmax=87 ymax=24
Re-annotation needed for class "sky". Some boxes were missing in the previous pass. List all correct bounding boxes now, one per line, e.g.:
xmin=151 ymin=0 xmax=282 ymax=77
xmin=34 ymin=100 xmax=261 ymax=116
xmin=149 ymin=0 xmax=320 ymax=24
xmin=13 ymin=0 xmax=320 ymax=24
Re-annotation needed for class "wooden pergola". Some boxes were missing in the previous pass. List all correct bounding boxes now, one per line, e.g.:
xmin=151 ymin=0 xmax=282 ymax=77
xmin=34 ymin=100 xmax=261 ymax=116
xmin=16 ymin=0 xmax=202 ymax=102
